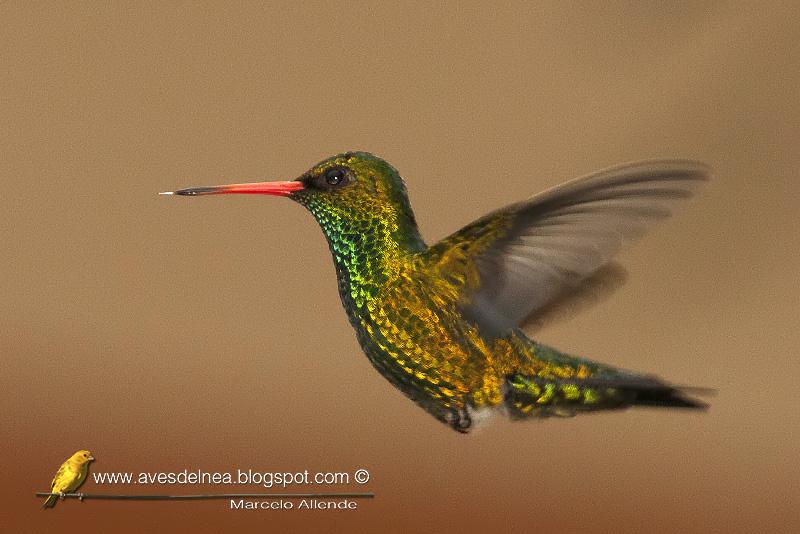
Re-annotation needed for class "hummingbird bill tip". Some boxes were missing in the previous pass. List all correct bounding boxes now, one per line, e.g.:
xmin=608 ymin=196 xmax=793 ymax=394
xmin=159 ymin=191 xmax=175 ymax=195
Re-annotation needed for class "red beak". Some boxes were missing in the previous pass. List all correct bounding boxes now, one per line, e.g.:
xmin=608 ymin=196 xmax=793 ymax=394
xmin=161 ymin=180 xmax=304 ymax=196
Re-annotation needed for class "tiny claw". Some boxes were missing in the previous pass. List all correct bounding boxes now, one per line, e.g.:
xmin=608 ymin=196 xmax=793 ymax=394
xmin=448 ymin=408 xmax=472 ymax=433
xmin=78 ymin=493 xmax=85 ymax=502
xmin=58 ymin=492 xmax=66 ymax=500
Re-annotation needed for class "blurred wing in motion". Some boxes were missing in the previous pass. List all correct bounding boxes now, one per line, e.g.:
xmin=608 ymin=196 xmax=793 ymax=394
xmin=424 ymin=160 xmax=710 ymax=337
xmin=520 ymin=262 xmax=629 ymax=333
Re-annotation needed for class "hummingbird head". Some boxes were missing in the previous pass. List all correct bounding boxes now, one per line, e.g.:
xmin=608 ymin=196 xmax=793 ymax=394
xmin=165 ymin=152 xmax=424 ymax=251
xmin=292 ymin=152 xmax=419 ymax=236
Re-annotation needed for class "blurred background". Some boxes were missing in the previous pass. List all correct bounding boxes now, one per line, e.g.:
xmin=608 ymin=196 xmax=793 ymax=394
xmin=2 ymin=2 xmax=798 ymax=532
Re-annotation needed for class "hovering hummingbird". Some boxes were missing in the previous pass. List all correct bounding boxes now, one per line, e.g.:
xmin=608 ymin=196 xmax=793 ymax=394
xmin=163 ymin=152 xmax=709 ymax=432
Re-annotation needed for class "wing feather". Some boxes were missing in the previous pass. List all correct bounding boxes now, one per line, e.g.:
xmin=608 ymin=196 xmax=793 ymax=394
xmin=424 ymin=160 xmax=709 ymax=336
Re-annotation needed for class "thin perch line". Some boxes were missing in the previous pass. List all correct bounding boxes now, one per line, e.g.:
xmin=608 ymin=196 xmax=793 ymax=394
xmin=36 ymin=492 xmax=374 ymax=501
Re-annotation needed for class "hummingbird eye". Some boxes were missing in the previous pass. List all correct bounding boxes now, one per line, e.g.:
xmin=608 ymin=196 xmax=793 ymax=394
xmin=314 ymin=166 xmax=352 ymax=190
xmin=325 ymin=167 xmax=344 ymax=185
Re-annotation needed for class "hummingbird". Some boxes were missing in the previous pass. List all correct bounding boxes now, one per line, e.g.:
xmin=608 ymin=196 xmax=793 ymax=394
xmin=163 ymin=152 xmax=709 ymax=433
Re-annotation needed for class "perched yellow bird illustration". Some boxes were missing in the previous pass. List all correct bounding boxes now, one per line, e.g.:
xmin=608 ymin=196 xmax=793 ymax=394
xmin=43 ymin=450 xmax=94 ymax=508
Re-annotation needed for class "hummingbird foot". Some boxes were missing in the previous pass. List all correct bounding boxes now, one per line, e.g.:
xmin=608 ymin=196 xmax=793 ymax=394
xmin=58 ymin=491 xmax=65 ymax=501
xmin=77 ymin=493 xmax=85 ymax=502
xmin=447 ymin=407 xmax=472 ymax=433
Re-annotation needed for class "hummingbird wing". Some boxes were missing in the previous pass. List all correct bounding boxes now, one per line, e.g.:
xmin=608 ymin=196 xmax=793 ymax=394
xmin=520 ymin=262 xmax=629 ymax=333
xmin=424 ymin=160 xmax=709 ymax=337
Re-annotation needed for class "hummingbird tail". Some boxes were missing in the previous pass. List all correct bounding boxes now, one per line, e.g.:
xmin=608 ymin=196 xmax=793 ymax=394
xmin=503 ymin=374 xmax=709 ymax=419
xmin=630 ymin=386 xmax=709 ymax=409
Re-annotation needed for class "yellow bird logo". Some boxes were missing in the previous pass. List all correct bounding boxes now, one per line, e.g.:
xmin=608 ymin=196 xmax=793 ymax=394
xmin=43 ymin=450 xmax=95 ymax=509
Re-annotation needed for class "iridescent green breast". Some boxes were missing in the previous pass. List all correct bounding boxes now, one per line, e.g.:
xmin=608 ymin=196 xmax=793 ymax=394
xmin=292 ymin=198 xmax=466 ymax=421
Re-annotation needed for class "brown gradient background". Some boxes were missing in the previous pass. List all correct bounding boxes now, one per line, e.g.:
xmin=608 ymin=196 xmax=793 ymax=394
xmin=2 ymin=2 xmax=799 ymax=533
